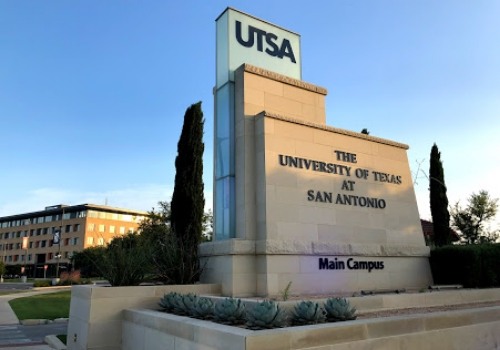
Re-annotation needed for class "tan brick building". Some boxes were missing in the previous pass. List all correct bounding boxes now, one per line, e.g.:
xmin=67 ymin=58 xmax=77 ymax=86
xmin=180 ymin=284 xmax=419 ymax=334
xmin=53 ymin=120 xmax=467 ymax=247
xmin=0 ymin=204 xmax=147 ymax=278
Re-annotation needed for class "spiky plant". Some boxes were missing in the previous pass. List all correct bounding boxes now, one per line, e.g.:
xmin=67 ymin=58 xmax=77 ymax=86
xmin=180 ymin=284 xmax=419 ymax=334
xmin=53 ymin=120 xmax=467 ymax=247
xmin=191 ymin=297 xmax=214 ymax=319
xmin=159 ymin=292 xmax=180 ymax=312
xmin=245 ymin=300 xmax=288 ymax=329
xmin=324 ymin=297 xmax=357 ymax=322
xmin=214 ymin=298 xmax=246 ymax=325
xmin=181 ymin=293 xmax=198 ymax=316
xmin=291 ymin=300 xmax=326 ymax=325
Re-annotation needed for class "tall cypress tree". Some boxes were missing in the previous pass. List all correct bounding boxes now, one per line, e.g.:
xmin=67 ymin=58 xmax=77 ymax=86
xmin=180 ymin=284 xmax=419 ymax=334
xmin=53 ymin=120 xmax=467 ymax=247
xmin=170 ymin=101 xmax=205 ymax=283
xmin=429 ymin=143 xmax=450 ymax=246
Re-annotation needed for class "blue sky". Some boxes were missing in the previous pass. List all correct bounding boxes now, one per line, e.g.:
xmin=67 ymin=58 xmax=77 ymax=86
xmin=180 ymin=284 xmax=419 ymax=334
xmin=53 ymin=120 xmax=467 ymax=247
xmin=1 ymin=1 xmax=499 ymax=228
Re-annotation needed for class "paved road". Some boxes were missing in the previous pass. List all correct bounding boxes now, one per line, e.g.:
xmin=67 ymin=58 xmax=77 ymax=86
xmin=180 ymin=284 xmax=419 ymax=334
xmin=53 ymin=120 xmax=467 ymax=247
xmin=0 ymin=322 xmax=67 ymax=347
xmin=0 ymin=283 xmax=33 ymax=291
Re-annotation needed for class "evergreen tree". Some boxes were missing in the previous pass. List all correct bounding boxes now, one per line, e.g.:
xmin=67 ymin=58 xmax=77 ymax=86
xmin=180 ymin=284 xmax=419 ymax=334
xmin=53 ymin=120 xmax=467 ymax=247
xmin=429 ymin=143 xmax=451 ymax=246
xmin=170 ymin=102 xmax=205 ymax=283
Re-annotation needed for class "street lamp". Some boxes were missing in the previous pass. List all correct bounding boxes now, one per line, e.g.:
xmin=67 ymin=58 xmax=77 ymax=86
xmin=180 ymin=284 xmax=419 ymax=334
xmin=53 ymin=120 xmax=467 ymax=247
xmin=53 ymin=228 xmax=61 ymax=279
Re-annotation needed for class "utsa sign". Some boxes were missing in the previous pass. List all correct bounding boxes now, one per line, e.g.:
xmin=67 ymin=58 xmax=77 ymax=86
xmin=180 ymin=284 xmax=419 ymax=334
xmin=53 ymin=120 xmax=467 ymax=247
xmin=216 ymin=7 xmax=301 ymax=86
xmin=235 ymin=20 xmax=296 ymax=63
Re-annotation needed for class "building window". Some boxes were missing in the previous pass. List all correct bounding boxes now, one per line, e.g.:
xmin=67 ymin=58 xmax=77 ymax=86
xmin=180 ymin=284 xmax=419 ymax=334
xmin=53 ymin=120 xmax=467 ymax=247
xmin=28 ymin=254 xmax=32 ymax=261
xmin=74 ymin=224 xmax=80 ymax=232
xmin=64 ymin=238 xmax=70 ymax=246
xmin=42 ymin=228 xmax=48 ymax=235
xmin=65 ymin=225 xmax=71 ymax=233
xmin=98 ymin=224 xmax=105 ymax=233
xmin=109 ymin=225 xmax=115 ymax=234
xmin=119 ymin=226 xmax=125 ymax=234
xmin=87 ymin=237 xmax=94 ymax=245
xmin=72 ymin=237 xmax=79 ymax=245
xmin=48 ymin=252 xmax=53 ymax=260
xmin=41 ymin=240 xmax=46 ymax=248
xmin=88 ymin=223 xmax=95 ymax=232
xmin=29 ymin=242 xmax=33 ymax=249
xmin=97 ymin=237 xmax=104 ymax=246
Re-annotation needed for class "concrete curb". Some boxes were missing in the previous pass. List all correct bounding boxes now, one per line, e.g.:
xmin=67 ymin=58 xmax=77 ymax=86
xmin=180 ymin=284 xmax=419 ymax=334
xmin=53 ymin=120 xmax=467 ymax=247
xmin=45 ymin=335 xmax=67 ymax=350
xmin=20 ymin=318 xmax=68 ymax=325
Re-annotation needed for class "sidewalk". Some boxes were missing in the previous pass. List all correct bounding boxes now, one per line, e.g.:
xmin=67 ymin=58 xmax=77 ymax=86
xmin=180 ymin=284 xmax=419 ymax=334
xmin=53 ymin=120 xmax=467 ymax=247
xmin=0 ymin=288 xmax=70 ymax=349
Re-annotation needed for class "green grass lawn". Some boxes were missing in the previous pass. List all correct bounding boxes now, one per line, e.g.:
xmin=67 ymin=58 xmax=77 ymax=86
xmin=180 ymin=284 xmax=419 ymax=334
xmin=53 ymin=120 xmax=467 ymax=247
xmin=8 ymin=291 xmax=71 ymax=320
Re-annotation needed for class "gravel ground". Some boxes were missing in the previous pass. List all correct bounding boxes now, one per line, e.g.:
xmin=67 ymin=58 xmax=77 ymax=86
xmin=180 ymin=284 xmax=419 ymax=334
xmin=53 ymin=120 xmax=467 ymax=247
xmin=357 ymin=300 xmax=500 ymax=319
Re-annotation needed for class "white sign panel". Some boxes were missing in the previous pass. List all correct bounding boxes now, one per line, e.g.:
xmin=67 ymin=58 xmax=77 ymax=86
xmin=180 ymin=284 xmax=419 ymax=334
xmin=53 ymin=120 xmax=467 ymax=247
xmin=216 ymin=7 xmax=301 ymax=87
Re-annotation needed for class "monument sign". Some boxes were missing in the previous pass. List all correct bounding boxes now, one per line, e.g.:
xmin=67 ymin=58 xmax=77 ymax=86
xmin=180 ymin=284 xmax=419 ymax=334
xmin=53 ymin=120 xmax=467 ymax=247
xmin=201 ymin=7 xmax=433 ymax=297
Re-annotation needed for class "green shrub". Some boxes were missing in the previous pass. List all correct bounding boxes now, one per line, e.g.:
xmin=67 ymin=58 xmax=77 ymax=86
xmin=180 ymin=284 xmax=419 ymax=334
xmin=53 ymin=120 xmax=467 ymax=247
xmin=33 ymin=280 xmax=51 ymax=288
xmin=97 ymin=233 xmax=151 ymax=286
xmin=430 ymin=244 xmax=500 ymax=288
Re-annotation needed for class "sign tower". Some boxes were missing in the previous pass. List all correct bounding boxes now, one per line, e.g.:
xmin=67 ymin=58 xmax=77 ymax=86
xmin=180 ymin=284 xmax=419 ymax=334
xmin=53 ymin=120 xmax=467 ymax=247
xmin=201 ymin=8 xmax=432 ymax=297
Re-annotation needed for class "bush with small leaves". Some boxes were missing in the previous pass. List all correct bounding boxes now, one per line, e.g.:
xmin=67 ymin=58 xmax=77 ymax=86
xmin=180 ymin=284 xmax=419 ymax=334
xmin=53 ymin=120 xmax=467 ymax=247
xmin=291 ymin=300 xmax=326 ymax=325
xmin=324 ymin=297 xmax=357 ymax=322
xmin=159 ymin=292 xmax=180 ymax=312
xmin=214 ymin=297 xmax=246 ymax=325
xmin=191 ymin=297 xmax=214 ymax=319
xmin=246 ymin=300 xmax=288 ymax=329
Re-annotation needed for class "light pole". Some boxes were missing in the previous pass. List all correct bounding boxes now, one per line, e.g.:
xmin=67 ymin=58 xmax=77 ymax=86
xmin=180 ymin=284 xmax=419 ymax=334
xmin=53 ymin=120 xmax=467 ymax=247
xmin=53 ymin=208 xmax=63 ymax=280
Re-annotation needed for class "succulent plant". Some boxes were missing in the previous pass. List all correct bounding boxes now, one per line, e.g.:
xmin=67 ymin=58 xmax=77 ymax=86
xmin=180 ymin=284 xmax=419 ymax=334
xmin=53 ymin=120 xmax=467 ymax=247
xmin=324 ymin=297 xmax=357 ymax=322
xmin=245 ymin=300 xmax=288 ymax=329
xmin=159 ymin=292 xmax=180 ymax=312
xmin=214 ymin=297 xmax=246 ymax=325
xmin=191 ymin=297 xmax=214 ymax=319
xmin=179 ymin=293 xmax=198 ymax=316
xmin=291 ymin=300 xmax=326 ymax=325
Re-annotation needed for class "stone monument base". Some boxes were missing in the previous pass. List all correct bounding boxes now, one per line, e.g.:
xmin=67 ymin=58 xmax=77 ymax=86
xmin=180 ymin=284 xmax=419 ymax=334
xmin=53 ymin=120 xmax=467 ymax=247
xmin=199 ymin=239 xmax=432 ymax=297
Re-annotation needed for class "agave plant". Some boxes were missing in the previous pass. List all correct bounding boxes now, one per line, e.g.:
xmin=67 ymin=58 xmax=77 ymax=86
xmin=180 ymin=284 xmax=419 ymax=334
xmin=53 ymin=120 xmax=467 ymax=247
xmin=214 ymin=297 xmax=246 ymax=325
xmin=245 ymin=300 xmax=288 ymax=329
xmin=191 ymin=297 xmax=214 ymax=319
xmin=324 ymin=297 xmax=357 ymax=322
xmin=291 ymin=300 xmax=326 ymax=325
xmin=180 ymin=293 xmax=198 ymax=316
xmin=158 ymin=292 xmax=180 ymax=312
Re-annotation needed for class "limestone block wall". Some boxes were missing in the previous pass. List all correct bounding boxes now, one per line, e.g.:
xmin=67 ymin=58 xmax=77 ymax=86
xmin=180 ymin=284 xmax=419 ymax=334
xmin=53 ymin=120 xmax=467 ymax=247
xmin=202 ymin=64 xmax=432 ymax=297
xmin=256 ymin=113 xmax=425 ymax=247
xmin=122 ymin=304 xmax=500 ymax=350
xmin=66 ymin=284 xmax=220 ymax=350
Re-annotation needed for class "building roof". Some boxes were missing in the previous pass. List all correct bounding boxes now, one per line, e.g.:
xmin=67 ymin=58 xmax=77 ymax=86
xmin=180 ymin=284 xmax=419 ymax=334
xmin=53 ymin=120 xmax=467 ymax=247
xmin=0 ymin=204 xmax=148 ymax=222
xmin=420 ymin=219 xmax=460 ymax=242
